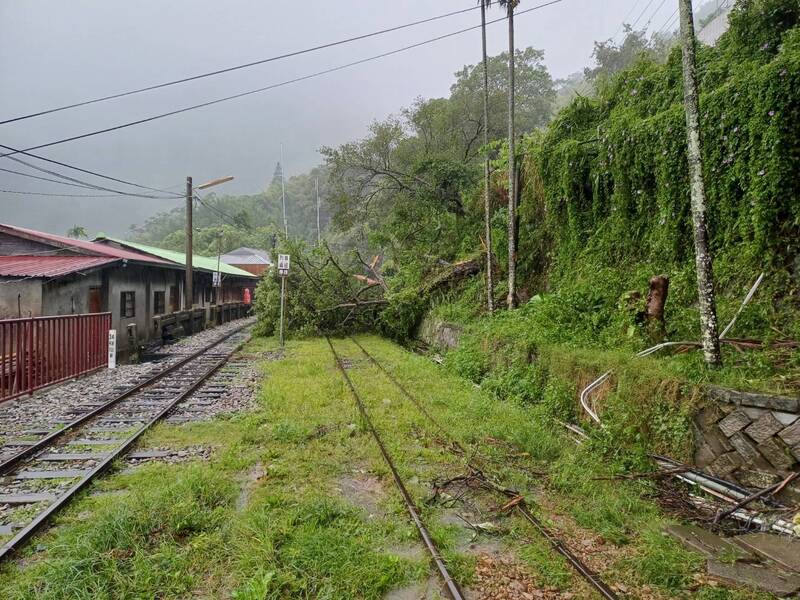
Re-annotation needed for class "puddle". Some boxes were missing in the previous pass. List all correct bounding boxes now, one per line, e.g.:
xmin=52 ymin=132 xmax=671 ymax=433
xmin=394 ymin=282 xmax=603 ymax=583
xmin=337 ymin=472 xmax=386 ymax=518
xmin=237 ymin=462 xmax=266 ymax=510
xmin=384 ymin=576 xmax=443 ymax=600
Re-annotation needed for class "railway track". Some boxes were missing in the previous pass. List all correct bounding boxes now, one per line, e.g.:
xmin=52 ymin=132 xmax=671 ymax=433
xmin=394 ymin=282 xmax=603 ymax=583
xmin=327 ymin=337 xmax=466 ymax=600
xmin=330 ymin=336 xmax=618 ymax=600
xmin=0 ymin=320 xmax=253 ymax=561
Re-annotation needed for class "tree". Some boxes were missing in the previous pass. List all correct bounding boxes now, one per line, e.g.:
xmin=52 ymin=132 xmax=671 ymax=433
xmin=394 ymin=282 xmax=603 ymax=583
xmin=679 ymin=0 xmax=721 ymax=366
xmin=480 ymin=0 xmax=494 ymax=313
xmin=584 ymin=26 xmax=652 ymax=83
xmin=66 ymin=225 xmax=87 ymax=239
xmin=499 ymin=0 xmax=519 ymax=309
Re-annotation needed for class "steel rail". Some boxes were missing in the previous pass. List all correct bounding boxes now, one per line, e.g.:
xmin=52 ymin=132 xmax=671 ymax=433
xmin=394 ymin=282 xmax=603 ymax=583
xmin=326 ymin=337 xmax=465 ymax=600
xmin=0 ymin=326 xmax=251 ymax=562
xmin=0 ymin=321 xmax=252 ymax=475
xmin=349 ymin=337 xmax=618 ymax=600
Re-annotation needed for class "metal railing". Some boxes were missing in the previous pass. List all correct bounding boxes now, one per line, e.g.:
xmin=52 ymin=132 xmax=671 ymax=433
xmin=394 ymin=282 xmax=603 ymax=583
xmin=0 ymin=313 xmax=111 ymax=403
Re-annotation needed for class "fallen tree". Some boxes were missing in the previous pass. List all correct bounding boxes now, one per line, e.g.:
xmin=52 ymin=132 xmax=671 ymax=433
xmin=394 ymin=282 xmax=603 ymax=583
xmin=253 ymin=240 xmax=481 ymax=339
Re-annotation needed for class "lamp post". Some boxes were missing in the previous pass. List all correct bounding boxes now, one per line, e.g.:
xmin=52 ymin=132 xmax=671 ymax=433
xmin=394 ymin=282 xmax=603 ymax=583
xmin=185 ymin=175 xmax=234 ymax=332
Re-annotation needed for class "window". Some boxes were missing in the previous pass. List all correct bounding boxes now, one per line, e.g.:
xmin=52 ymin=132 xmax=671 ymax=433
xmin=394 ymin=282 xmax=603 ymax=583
xmin=120 ymin=291 xmax=135 ymax=318
xmin=153 ymin=291 xmax=166 ymax=315
xmin=204 ymin=287 xmax=212 ymax=304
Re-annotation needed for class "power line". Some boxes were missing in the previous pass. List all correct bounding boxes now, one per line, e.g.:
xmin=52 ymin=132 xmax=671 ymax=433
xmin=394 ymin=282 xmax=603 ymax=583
xmin=630 ymin=0 xmax=657 ymax=30
xmin=0 ymin=166 xmax=98 ymax=190
xmin=0 ymin=145 xmax=184 ymax=198
xmin=0 ymin=4 xmax=485 ymax=126
xmin=195 ymin=193 xmax=241 ymax=229
xmin=612 ymin=0 xmax=646 ymax=41
xmin=0 ymin=0 xmax=567 ymax=160
xmin=642 ymin=0 xmax=670 ymax=29
xmin=656 ymin=9 xmax=679 ymax=35
xmin=0 ymin=188 xmax=179 ymax=199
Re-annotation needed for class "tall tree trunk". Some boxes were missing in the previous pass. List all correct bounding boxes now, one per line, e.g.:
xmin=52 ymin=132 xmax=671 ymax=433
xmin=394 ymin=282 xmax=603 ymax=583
xmin=679 ymin=0 xmax=721 ymax=366
xmin=480 ymin=1 xmax=494 ymax=313
xmin=506 ymin=2 xmax=517 ymax=309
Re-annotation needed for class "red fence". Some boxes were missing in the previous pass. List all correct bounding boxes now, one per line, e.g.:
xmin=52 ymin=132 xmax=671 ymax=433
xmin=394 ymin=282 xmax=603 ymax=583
xmin=0 ymin=313 xmax=111 ymax=403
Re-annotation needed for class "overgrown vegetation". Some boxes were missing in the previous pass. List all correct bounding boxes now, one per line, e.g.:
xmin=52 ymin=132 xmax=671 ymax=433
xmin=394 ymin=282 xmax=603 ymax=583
xmin=0 ymin=337 xmax=774 ymax=598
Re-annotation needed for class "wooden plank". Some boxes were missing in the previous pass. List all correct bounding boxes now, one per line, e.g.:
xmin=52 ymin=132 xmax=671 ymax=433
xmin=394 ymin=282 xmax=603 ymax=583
xmin=0 ymin=493 xmax=57 ymax=504
xmin=15 ymin=469 xmax=88 ymax=479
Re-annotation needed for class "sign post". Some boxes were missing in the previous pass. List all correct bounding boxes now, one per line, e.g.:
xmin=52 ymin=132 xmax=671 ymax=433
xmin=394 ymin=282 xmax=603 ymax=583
xmin=108 ymin=329 xmax=117 ymax=369
xmin=277 ymin=254 xmax=290 ymax=348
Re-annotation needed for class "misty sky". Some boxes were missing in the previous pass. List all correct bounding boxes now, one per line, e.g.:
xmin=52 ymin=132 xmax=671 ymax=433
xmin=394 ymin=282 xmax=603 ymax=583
xmin=0 ymin=0 xmax=680 ymax=237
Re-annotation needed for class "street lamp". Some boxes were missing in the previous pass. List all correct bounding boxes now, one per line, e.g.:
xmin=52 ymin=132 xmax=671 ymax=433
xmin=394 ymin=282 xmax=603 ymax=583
xmin=185 ymin=175 xmax=234 ymax=331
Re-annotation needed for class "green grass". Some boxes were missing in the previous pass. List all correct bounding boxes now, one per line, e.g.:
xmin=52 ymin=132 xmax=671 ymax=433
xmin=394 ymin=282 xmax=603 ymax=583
xmin=0 ymin=335 xmax=778 ymax=599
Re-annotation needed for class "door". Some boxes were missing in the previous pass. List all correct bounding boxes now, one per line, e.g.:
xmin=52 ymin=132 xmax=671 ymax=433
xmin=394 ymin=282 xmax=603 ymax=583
xmin=169 ymin=285 xmax=179 ymax=313
xmin=88 ymin=287 xmax=102 ymax=313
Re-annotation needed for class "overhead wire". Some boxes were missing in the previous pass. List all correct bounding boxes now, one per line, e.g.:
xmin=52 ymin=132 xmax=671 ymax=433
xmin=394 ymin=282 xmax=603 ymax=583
xmin=0 ymin=145 xmax=184 ymax=198
xmin=0 ymin=188 xmax=180 ymax=199
xmin=0 ymin=166 xmax=99 ymax=190
xmin=611 ymin=0 xmax=646 ymax=42
xmin=656 ymin=9 xmax=679 ymax=36
xmin=195 ymin=193 xmax=241 ymax=229
xmin=642 ymin=0 xmax=670 ymax=29
xmin=630 ymin=0 xmax=658 ymax=30
xmin=0 ymin=0 xmax=567 ymax=160
xmin=0 ymin=4 xmax=486 ymax=126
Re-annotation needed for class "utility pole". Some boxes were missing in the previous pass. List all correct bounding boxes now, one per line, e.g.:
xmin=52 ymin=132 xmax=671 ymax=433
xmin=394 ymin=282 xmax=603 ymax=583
xmin=505 ymin=0 xmax=518 ymax=310
xmin=316 ymin=176 xmax=321 ymax=246
xmin=185 ymin=176 xmax=193 ymax=325
xmin=480 ymin=0 xmax=494 ymax=314
xmin=679 ymin=0 xmax=721 ymax=366
xmin=215 ymin=230 xmax=223 ymax=306
xmin=280 ymin=143 xmax=288 ymax=237
xmin=184 ymin=175 xmax=234 ymax=332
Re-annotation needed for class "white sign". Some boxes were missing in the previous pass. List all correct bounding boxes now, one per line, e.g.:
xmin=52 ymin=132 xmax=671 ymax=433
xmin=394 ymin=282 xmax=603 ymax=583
xmin=212 ymin=271 xmax=221 ymax=287
xmin=278 ymin=253 xmax=290 ymax=276
xmin=108 ymin=329 xmax=117 ymax=369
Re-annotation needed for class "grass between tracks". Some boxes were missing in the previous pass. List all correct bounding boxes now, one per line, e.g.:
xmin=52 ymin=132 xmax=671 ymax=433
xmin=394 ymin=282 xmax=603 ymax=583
xmin=0 ymin=336 xmax=775 ymax=599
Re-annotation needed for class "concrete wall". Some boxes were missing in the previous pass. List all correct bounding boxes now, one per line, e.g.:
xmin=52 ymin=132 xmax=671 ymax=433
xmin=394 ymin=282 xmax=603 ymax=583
xmin=0 ymin=279 xmax=42 ymax=319
xmin=42 ymin=272 xmax=103 ymax=316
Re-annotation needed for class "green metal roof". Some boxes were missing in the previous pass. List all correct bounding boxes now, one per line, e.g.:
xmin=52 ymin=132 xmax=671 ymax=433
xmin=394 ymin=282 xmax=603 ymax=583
xmin=95 ymin=236 xmax=257 ymax=278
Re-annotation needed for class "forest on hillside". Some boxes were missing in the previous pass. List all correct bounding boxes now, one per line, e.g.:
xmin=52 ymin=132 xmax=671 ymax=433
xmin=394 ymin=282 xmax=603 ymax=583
xmin=255 ymin=0 xmax=799 ymax=352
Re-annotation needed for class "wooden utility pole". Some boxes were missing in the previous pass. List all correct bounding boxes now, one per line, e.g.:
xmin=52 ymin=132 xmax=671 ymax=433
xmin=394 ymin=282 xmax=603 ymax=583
xmin=185 ymin=176 xmax=194 ymax=321
xmin=505 ymin=0 xmax=518 ymax=309
xmin=316 ymin=176 xmax=321 ymax=246
xmin=280 ymin=144 xmax=288 ymax=237
xmin=480 ymin=0 xmax=494 ymax=314
xmin=679 ymin=0 xmax=721 ymax=365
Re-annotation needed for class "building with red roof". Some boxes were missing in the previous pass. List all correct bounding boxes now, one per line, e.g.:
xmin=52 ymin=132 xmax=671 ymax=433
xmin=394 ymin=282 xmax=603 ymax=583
xmin=0 ymin=223 xmax=254 ymax=358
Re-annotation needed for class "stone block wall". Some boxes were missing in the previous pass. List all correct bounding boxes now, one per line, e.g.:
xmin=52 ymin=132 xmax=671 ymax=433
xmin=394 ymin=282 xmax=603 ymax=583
xmin=693 ymin=386 xmax=800 ymax=503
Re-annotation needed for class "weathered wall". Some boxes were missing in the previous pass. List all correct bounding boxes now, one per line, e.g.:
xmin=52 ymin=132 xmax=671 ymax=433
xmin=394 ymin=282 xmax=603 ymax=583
xmin=0 ymin=280 xmax=42 ymax=319
xmin=694 ymin=387 xmax=800 ymax=503
xmin=0 ymin=232 xmax=64 ymax=255
xmin=42 ymin=272 xmax=102 ymax=316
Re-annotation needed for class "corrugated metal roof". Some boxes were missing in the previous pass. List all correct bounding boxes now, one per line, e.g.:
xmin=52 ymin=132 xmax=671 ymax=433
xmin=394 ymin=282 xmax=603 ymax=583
xmin=0 ymin=255 xmax=118 ymax=278
xmin=0 ymin=223 xmax=172 ymax=265
xmin=220 ymin=254 xmax=271 ymax=265
xmin=94 ymin=237 xmax=258 ymax=278
xmin=224 ymin=247 xmax=272 ymax=260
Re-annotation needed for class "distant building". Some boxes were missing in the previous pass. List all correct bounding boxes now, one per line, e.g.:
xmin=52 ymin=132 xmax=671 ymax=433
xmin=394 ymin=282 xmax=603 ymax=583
xmin=0 ymin=223 xmax=257 ymax=358
xmin=220 ymin=247 xmax=272 ymax=277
